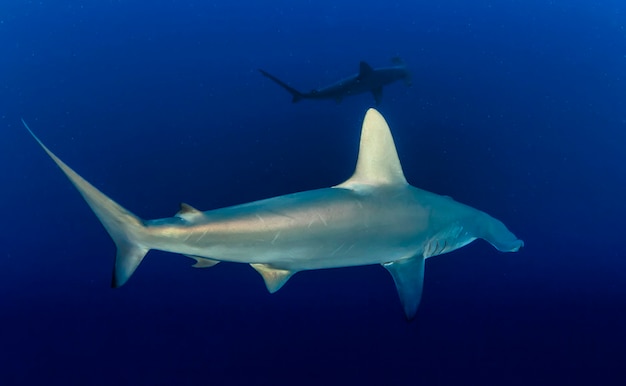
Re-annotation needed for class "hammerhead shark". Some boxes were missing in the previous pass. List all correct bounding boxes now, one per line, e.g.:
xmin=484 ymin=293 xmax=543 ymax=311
xmin=259 ymin=58 xmax=411 ymax=105
xmin=24 ymin=109 xmax=523 ymax=319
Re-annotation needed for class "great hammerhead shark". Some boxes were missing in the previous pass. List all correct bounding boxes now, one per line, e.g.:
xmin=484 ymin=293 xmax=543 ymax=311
xmin=24 ymin=109 xmax=523 ymax=319
xmin=259 ymin=58 xmax=411 ymax=105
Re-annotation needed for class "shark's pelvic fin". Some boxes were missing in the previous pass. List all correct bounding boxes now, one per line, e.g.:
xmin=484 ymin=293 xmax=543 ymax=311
xmin=22 ymin=119 xmax=149 ymax=288
xmin=383 ymin=256 xmax=425 ymax=320
xmin=336 ymin=108 xmax=407 ymax=188
xmin=250 ymin=263 xmax=295 ymax=293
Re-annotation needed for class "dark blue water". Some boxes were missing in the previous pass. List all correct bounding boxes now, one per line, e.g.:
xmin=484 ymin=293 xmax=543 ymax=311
xmin=2 ymin=1 xmax=625 ymax=384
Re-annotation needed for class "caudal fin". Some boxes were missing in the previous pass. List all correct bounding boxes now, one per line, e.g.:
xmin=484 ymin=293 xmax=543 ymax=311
xmin=22 ymin=119 xmax=149 ymax=287
xmin=258 ymin=69 xmax=305 ymax=102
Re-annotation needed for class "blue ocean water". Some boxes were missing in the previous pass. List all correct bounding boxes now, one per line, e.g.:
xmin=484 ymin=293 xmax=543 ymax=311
xmin=2 ymin=0 xmax=625 ymax=384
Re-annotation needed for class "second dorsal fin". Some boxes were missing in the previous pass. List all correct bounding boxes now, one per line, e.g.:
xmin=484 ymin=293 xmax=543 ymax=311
xmin=175 ymin=202 xmax=205 ymax=222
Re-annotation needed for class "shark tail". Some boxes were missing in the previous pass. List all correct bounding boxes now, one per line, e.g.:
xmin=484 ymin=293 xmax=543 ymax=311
xmin=258 ymin=69 xmax=305 ymax=103
xmin=22 ymin=120 xmax=150 ymax=288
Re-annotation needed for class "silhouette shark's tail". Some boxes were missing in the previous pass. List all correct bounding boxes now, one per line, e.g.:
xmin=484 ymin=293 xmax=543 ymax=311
xmin=22 ymin=119 xmax=150 ymax=288
xmin=258 ymin=69 xmax=305 ymax=102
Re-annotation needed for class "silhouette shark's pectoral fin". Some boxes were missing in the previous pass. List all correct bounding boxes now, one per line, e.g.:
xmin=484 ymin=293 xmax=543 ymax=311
xmin=250 ymin=263 xmax=296 ymax=293
xmin=372 ymin=87 xmax=383 ymax=105
xmin=383 ymin=256 xmax=425 ymax=320
xmin=184 ymin=255 xmax=220 ymax=268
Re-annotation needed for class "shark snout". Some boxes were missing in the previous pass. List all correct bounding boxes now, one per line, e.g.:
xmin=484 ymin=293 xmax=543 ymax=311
xmin=507 ymin=239 xmax=524 ymax=252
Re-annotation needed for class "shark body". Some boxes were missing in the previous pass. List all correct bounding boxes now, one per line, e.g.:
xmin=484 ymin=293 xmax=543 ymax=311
xmin=259 ymin=58 xmax=411 ymax=105
xmin=25 ymin=109 xmax=523 ymax=318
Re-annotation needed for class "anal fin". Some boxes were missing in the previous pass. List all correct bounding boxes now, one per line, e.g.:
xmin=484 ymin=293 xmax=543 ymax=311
xmin=250 ymin=263 xmax=295 ymax=293
xmin=383 ymin=256 xmax=425 ymax=320
xmin=184 ymin=255 xmax=220 ymax=268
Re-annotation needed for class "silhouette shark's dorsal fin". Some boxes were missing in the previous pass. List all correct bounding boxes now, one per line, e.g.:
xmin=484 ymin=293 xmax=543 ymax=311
xmin=358 ymin=61 xmax=374 ymax=79
xmin=336 ymin=108 xmax=407 ymax=188
xmin=250 ymin=263 xmax=295 ymax=293
xmin=391 ymin=56 xmax=405 ymax=66
xmin=175 ymin=202 xmax=205 ymax=222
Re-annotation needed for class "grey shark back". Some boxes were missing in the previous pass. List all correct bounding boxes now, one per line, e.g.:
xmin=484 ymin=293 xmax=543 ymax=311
xmin=24 ymin=109 xmax=522 ymax=319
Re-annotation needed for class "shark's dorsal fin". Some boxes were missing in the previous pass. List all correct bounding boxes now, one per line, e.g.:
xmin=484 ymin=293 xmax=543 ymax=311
xmin=175 ymin=202 xmax=205 ymax=222
xmin=336 ymin=108 xmax=407 ymax=188
xmin=250 ymin=263 xmax=295 ymax=293
xmin=383 ymin=256 xmax=425 ymax=320
xmin=358 ymin=61 xmax=374 ymax=78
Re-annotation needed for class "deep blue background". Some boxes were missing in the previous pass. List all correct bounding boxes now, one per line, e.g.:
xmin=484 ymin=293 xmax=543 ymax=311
xmin=2 ymin=1 xmax=625 ymax=385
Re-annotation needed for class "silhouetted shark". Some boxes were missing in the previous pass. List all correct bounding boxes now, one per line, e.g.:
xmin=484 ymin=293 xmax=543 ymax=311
xmin=259 ymin=58 xmax=411 ymax=105
xmin=23 ymin=109 xmax=522 ymax=319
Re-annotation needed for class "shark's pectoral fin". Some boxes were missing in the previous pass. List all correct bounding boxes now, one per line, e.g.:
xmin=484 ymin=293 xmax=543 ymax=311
xmin=250 ymin=263 xmax=295 ymax=293
xmin=383 ymin=256 xmax=425 ymax=320
xmin=372 ymin=87 xmax=383 ymax=105
xmin=184 ymin=255 xmax=220 ymax=268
